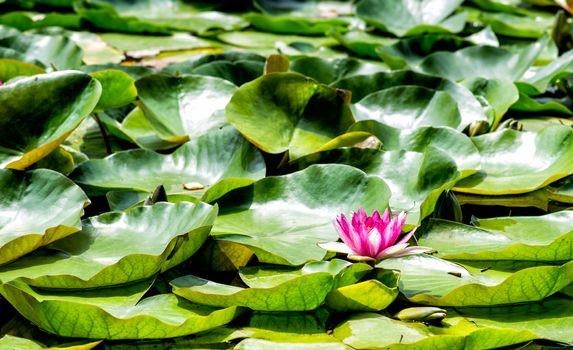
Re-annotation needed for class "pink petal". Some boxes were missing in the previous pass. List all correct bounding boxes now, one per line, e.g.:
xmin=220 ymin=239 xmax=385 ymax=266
xmin=380 ymin=208 xmax=391 ymax=226
xmin=387 ymin=245 xmax=432 ymax=258
xmin=386 ymin=211 xmax=407 ymax=246
xmin=376 ymin=243 xmax=409 ymax=260
xmin=318 ymin=241 xmax=354 ymax=255
xmin=352 ymin=209 xmax=371 ymax=256
xmin=367 ymin=227 xmax=382 ymax=258
xmin=397 ymin=227 xmax=417 ymax=245
xmin=334 ymin=214 xmax=355 ymax=249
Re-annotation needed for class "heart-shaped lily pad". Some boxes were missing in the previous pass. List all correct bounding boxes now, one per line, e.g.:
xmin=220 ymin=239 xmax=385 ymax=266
xmin=0 ymin=202 xmax=216 ymax=289
xmin=136 ymin=74 xmax=238 ymax=142
xmin=0 ymin=71 xmax=101 ymax=169
xmin=332 ymin=70 xmax=488 ymax=130
xmin=455 ymin=125 xmax=573 ymax=195
xmin=212 ymin=164 xmax=390 ymax=265
xmin=0 ymin=279 xmax=242 ymax=339
xmin=291 ymin=147 xmax=461 ymax=226
xmin=70 ymin=127 xmax=266 ymax=196
xmin=226 ymin=72 xmax=354 ymax=159
xmin=417 ymin=36 xmax=548 ymax=81
xmin=350 ymin=122 xmax=481 ymax=175
xmin=333 ymin=312 xmax=536 ymax=349
xmin=356 ymin=0 xmax=467 ymax=37
xmin=419 ymin=213 xmax=573 ymax=261
xmin=378 ymin=254 xmax=573 ymax=306
xmin=172 ymin=260 xmax=369 ymax=311
xmin=0 ymin=169 xmax=88 ymax=266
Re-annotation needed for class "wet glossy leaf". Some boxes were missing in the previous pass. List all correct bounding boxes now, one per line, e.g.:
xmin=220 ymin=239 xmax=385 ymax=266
xmin=245 ymin=12 xmax=348 ymax=35
xmin=0 ymin=202 xmax=216 ymax=289
xmin=70 ymin=127 xmax=265 ymax=197
xmin=0 ymin=169 xmax=88 ymax=266
xmin=226 ymin=72 xmax=354 ymax=159
xmin=420 ymin=213 xmax=573 ymax=261
xmin=0 ymin=279 xmax=243 ymax=339
xmin=136 ymin=74 xmax=237 ymax=141
xmin=356 ymin=0 xmax=466 ymax=37
xmin=90 ymin=69 xmax=137 ymax=111
xmin=172 ymin=260 xmax=364 ymax=311
xmin=0 ymin=71 xmax=101 ymax=169
xmin=455 ymin=125 xmax=573 ymax=195
xmin=333 ymin=312 xmax=536 ymax=349
xmin=212 ymin=164 xmax=390 ymax=265
xmin=418 ymin=36 xmax=548 ymax=81
xmin=378 ymin=254 xmax=573 ymax=306
xmin=332 ymin=70 xmax=488 ymax=129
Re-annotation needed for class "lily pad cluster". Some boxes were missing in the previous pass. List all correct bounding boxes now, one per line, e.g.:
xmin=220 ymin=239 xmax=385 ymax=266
xmin=1 ymin=0 xmax=573 ymax=348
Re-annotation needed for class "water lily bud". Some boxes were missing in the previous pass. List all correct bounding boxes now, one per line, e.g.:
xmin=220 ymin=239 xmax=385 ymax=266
xmin=498 ymin=119 xmax=523 ymax=131
xmin=264 ymin=54 xmax=289 ymax=74
xmin=394 ymin=307 xmax=447 ymax=322
xmin=466 ymin=120 xmax=490 ymax=137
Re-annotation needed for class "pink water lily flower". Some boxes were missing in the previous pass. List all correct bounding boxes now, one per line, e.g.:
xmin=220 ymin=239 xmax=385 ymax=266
xmin=319 ymin=208 xmax=432 ymax=261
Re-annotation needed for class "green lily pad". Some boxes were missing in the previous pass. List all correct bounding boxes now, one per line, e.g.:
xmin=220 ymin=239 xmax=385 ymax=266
xmin=326 ymin=270 xmax=399 ymax=312
xmin=112 ymin=107 xmax=175 ymax=150
xmin=356 ymin=0 xmax=467 ymax=37
xmin=244 ymin=12 xmax=348 ymax=36
xmin=328 ymin=29 xmax=397 ymax=59
xmin=418 ymin=36 xmax=548 ymax=81
xmin=455 ymin=295 xmax=573 ymax=344
xmin=99 ymin=32 xmax=217 ymax=59
xmin=481 ymin=11 xmax=553 ymax=39
xmin=419 ymin=214 xmax=573 ymax=261
xmin=0 ymin=202 xmax=216 ymax=289
xmin=0 ymin=32 xmax=83 ymax=70
xmin=454 ymin=125 xmax=573 ymax=195
xmin=226 ymin=72 xmax=354 ymax=159
xmin=517 ymin=49 xmax=573 ymax=95
xmin=333 ymin=312 xmax=537 ymax=349
xmin=217 ymin=30 xmax=337 ymax=50
xmin=0 ymin=335 xmax=100 ymax=350
xmin=290 ymin=57 xmax=388 ymax=85
xmin=75 ymin=0 xmax=246 ymax=35
xmin=291 ymin=147 xmax=461 ymax=226
xmin=461 ymin=78 xmax=519 ymax=129
xmin=90 ymin=69 xmax=137 ymax=112
xmin=0 ymin=11 xmax=82 ymax=31
xmin=140 ymin=12 xmax=248 ymax=36
xmin=0 ymin=279 xmax=243 ymax=339
xmin=332 ymin=70 xmax=488 ymax=129
xmin=349 ymin=122 xmax=481 ymax=175
xmin=0 ymin=169 xmax=88 ymax=266
xmin=378 ymin=254 xmax=573 ymax=306
xmin=0 ymin=58 xmax=44 ymax=81
xmin=172 ymin=260 xmax=367 ymax=311
xmin=0 ymin=71 xmax=101 ymax=169
xmin=161 ymin=52 xmax=265 ymax=86
xmin=136 ymin=74 xmax=237 ymax=141
xmin=352 ymin=86 xmax=462 ymax=131
xmin=510 ymin=92 xmax=573 ymax=116
xmin=212 ymin=164 xmax=391 ymax=265
xmin=376 ymin=34 xmax=473 ymax=69
xmin=70 ymin=127 xmax=265 ymax=196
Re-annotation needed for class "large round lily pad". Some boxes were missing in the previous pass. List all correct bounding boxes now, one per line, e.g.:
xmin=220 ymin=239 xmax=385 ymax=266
xmin=0 ymin=71 xmax=101 ymax=169
xmin=0 ymin=279 xmax=242 ymax=339
xmin=226 ymin=72 xmax=354 ymax=160
xmin=0 ymin=169 xmax=89 ymax=266
xmin=212 ymin=164 xmax=391 ymax=265
xmin=0 ymin=202 xmax=217 ymax=289
xmin=70 ymin=127 xmax=266 ymax=196
xmin=455 ymin=125 xmax=573 ymax=195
